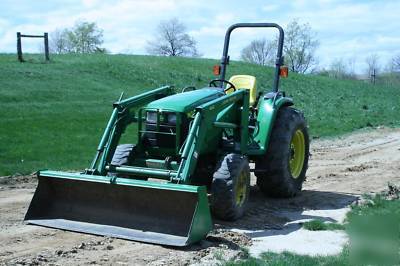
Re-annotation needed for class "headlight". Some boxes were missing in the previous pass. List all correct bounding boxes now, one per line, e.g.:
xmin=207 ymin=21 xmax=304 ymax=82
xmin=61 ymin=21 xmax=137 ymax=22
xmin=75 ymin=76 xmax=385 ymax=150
xmin=167 ymin=113 xmax=177 ymax=125
xmin=146 ymin=111 xmax=157 ymax=123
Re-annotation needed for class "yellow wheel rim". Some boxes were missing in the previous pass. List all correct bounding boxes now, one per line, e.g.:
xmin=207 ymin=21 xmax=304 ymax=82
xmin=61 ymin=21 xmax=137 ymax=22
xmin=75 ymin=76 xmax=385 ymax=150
xmin=289 ymin=129 xmax=305 ymax=179
xmin=235 ymin=171 xmax=248 ymax=206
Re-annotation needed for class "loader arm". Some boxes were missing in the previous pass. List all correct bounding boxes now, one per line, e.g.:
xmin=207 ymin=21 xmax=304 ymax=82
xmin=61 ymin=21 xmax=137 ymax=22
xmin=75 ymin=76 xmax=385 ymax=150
xmin=24 ymin=87 xmax=248 ymax=247
xmin=176 ymin=89 xmax=249 ymax=184
xmin=87 ymin=86 xmax=175 ymax=175
xmin=104 ymin=89 xmax=250 ymax=183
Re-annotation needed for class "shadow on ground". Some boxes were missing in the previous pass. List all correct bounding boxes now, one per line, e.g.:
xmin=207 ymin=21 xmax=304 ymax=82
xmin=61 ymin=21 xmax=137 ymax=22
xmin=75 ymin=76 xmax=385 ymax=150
xmin=178 ymin=186 xmax=358 ymax=253
xmin=211 ymin=186 xmax=357 ymax=245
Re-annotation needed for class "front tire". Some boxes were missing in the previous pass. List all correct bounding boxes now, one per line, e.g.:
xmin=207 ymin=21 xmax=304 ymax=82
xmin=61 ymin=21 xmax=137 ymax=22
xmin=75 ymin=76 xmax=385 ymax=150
xmin=108 ymin=144 xmax=146 ymax=180
xmin=211 ymin=153 xmax=250 ymax=221
xmin=111 ymin=144 xmax=136 ymax=166
xmin=255 ymin=107 xmax=309 ymax=198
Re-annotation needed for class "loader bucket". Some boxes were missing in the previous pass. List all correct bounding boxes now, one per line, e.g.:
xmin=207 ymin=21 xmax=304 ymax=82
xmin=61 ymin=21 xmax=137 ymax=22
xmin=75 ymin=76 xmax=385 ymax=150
xmin=24 ymin=171 xmax=213 ymax=246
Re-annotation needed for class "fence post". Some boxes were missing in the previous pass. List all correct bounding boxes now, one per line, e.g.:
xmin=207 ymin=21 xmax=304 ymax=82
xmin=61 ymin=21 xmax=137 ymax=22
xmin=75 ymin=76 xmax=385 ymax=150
xmin=44 ymin=32 xmax=50 ymax=61
xmin=17 ymin=32 xmax=23 ymax=62
xmin=371 ymin=69 xmax=376 ymax=85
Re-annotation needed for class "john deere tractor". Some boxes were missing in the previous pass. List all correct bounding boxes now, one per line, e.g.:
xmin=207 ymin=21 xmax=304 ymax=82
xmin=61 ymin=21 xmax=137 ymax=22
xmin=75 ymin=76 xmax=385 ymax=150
xmin=25 ymin=23 xmax=309 ymax=246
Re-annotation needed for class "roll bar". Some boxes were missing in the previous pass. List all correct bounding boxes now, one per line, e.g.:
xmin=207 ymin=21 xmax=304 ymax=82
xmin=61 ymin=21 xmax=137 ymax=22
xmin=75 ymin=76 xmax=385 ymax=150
xmin=219 ymin=23 xmax=284 ymax=92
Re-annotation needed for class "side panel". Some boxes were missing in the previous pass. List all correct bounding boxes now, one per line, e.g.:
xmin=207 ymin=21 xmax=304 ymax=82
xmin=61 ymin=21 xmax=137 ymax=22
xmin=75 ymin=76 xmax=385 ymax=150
xmin=200 ymin=102 xmax=237 ymax=154
xmin=250 ymin=96 xmax=293 ymax=155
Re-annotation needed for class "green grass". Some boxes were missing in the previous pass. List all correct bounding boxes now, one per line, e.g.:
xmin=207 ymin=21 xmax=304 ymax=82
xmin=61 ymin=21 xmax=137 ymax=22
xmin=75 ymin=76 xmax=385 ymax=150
xmin=227 ymin=194 xmax=400 ymax=266
xmin=302 ymin=219 xmax=345 ymax=231
xmin=226 ymin=249 xmax=349 ymax=266
xmin=346 ymin=194 xmax=400 ymax=265
xmin=0 ymin=53 xmax=399 ymax=175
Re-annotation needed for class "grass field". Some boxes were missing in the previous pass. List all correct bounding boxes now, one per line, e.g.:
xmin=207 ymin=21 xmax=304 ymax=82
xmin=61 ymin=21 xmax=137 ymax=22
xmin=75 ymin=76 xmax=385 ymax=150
xmin=0 ymin=53 xmax=399 ymax=175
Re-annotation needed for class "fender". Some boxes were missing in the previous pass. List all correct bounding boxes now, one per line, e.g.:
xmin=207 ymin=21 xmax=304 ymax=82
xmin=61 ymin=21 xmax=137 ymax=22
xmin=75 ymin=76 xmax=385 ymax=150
xmin=250 ymin=94 xmax=293 ymax=155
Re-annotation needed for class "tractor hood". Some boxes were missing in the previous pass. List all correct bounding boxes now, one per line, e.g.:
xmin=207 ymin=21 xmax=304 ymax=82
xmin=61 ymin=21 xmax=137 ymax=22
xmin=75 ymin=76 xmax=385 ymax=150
xmin=145 ymin=88 xmax=224 ymax=112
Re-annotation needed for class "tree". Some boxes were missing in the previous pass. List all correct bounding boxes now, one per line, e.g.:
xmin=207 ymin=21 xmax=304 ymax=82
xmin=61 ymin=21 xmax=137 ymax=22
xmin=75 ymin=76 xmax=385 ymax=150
xmin=49 ymin=29 xmax=71 ymax=54
xmin=146 ymin=18 xmax=199 ymax=57
xmin=327 ymin=58 xmax=356 ymax=79
xmin=282 ymin=20 xmax=319 ymax=73
xmin=365 ymin=54 xmax=380 ymax=76
xmin=346 ymin=57 xmax=356 ymax=77
xmin=67 ymin=21 xmax=104 ymax=53
xmin=240 ymin=39 xmax=274 ymax=66
xmin=392 ymin=54 xmax=400 ymax=72
xmin=329 ymin=58 xmax=347 ymax=79
xmin=49 ymin=22 xmax=104 ymax=54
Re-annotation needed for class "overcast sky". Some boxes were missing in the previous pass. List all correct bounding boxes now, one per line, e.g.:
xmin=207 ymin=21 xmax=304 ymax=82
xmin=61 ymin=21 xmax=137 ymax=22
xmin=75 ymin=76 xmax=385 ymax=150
xmin=1 ymin=0 xmax=399 ymax=72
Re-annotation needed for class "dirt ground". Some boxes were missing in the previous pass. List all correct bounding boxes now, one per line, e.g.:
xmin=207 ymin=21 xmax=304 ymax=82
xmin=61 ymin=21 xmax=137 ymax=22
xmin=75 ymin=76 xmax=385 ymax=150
xmin=1 ymin=127 xmax=399 ymax=265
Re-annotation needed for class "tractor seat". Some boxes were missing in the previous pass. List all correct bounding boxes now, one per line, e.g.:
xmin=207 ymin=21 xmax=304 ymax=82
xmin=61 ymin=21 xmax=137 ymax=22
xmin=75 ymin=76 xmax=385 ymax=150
xmin=226 ymin=75 xmax=257 ymax=106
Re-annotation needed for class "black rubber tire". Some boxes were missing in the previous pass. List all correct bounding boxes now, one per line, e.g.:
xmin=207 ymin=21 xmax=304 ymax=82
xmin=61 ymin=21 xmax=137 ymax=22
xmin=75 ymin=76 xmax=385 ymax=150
xmin=211 ymin=153 xmax=250 ymax=221
xmin=255 ymin=107 xmax=309 ymax=198
xmin=108 ymin=144 xmax=147 ymax=179
xmin=111 ymin=144 xmax=136 ymax=166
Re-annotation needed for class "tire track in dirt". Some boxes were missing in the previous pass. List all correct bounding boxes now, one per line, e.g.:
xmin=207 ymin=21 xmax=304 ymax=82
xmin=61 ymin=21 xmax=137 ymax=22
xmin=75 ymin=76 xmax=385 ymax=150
xmin=306 ymin=128 xmax=400 ymax=194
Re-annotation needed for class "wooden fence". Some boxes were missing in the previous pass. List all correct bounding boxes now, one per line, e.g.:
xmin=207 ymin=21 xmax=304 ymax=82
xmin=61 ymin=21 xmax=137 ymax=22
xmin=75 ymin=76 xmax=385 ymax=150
xmin=17 ymin=32 xmax=49 ymax=62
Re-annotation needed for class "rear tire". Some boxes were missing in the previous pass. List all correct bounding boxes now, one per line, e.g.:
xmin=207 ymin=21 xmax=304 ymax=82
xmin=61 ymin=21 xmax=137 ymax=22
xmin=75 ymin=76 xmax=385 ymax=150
xmin=211 ymin=153 xmax=250 ymax=221
xmin=255 ymin=107 xmax=309 ymax=198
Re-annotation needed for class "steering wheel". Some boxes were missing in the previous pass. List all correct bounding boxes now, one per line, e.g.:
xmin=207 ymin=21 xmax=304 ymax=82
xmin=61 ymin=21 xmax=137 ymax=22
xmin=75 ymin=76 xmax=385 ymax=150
xmin=209 ymin=79 xmax=236 ymax=93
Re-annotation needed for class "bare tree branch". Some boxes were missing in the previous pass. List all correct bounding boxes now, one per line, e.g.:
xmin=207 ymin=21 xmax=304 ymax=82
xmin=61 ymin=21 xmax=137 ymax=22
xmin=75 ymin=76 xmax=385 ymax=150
xmin=240 ymin=39 xmax=274 ymax=66
xmin=281 ymin=19 xmax=319 ymax=74
xmin=329 ymin=58 xmax=348 ymax=79
xmin=365 ymin=54 xmax=380 ymax=76
xmin=146 ymin=18 xmax=200 ymax=57
xmin=323 ymin=57 xmax=357 ymax=79
xmin=49 ymin=29 xmax=71 ymax=54
xmin=391 ymin=54 xmax=400 ymax=72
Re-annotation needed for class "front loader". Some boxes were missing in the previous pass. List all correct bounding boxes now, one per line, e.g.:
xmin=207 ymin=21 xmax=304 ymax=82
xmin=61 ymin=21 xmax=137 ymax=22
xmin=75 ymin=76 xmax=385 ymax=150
xmin=25 ymin=23 xmax=310 ymax=246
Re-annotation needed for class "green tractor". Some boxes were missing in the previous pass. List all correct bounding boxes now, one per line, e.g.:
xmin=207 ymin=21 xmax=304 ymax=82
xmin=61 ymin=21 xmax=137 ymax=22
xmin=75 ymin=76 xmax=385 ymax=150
xmin=25 ymin=23 xmax=309 ymax=246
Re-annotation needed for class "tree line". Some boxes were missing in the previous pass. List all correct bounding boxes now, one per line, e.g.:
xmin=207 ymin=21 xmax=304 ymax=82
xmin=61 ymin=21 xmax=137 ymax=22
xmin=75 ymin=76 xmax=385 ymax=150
xmin=240 ymin=20 xmax=319 ymax=74
xmin=50 ymin=19 xmax=400 ymax=82
xmin=52 ymin=18 xmax=318 ymax=73
xmin=320 ymin=53 xmax=400 ymax=83
xmin=146 ymin=18 xmax=320 ymax=74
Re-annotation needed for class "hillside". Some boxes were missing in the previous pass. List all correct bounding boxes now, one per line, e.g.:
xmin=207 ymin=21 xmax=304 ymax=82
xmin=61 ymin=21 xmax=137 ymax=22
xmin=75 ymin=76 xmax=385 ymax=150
xmin=0 ymin=54 xmax=399 ymax=175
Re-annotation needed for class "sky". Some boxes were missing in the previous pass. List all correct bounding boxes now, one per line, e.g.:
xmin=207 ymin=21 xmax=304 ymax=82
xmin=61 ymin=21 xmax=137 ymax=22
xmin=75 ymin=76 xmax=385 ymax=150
xmin=1 ymin=0 xmax=399 ymax=72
